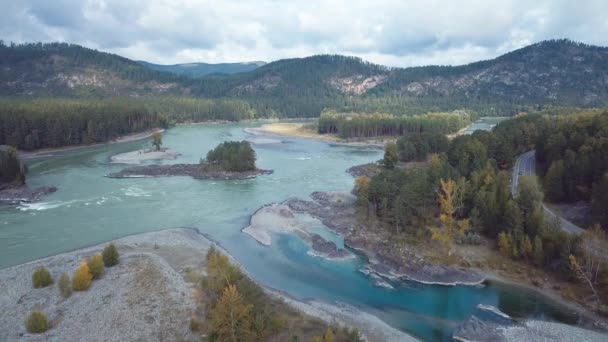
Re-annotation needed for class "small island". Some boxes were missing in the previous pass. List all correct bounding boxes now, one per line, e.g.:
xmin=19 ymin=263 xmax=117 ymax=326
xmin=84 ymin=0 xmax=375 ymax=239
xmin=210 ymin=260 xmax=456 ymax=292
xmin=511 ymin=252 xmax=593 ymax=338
xmin=0 ymin=145 xmax=56 ymax=204
xmin=110 ymin=132 xmax=181 ymax=164
xmin=108 ymin=140 xmax=272 ymax=179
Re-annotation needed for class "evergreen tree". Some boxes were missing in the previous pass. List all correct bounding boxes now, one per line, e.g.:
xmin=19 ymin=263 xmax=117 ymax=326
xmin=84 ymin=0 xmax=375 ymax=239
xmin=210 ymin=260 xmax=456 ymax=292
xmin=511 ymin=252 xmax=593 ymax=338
xmin=382 ymin=142 xmax=398 ymax=169
xmin=544 ymin=160 xmax=565 ymax=202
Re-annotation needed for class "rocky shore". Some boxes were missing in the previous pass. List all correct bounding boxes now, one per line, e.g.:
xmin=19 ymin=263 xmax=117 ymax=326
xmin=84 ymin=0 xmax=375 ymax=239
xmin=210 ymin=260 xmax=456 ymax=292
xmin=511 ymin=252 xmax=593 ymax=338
xmin=0 ymin=185 xmax=57 ymax=205
xmin=285 ymin=191 xmax=485 ymax=286
xmin=242 ymin=203 xmax=354 ymax=260
xmin=452 ymin=304 xmax=607 ymax=341
xmin=0 ymin=228 xmax=417 ymax=342
xmin=107 ymin=164 xmax=273 ymax=180
xmin=346 ymin=162 xmax=382 ymax=178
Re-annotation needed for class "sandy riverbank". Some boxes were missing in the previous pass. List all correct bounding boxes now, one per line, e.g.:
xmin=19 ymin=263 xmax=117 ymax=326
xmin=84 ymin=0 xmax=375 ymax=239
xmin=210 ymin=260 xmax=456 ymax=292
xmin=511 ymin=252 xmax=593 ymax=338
xmin=245 ymin=123 xmax=386 ymax=148
xmin=20 ymin=129 xmax=165 ymax=160
xmin=0 ymin=228 xmax=417 ymax=342
xmin=110 ymin=148 xmax=181 ymax=164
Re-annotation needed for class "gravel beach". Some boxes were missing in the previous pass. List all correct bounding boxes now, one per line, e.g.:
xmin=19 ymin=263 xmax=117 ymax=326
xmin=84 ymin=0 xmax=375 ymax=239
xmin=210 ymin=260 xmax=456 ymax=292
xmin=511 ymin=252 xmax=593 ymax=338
xmin=0 ymin=228 xmax=417 ymax=342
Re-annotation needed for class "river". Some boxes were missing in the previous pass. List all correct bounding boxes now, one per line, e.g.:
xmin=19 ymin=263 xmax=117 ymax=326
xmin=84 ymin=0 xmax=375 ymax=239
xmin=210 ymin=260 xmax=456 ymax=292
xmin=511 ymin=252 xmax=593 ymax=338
xmin=0 ymin=123 xmax=587 ymax=341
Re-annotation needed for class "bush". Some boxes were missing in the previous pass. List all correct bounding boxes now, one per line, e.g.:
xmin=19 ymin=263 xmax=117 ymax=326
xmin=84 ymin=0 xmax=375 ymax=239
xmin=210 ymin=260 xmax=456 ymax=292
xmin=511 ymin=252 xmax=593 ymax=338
xmin=26 ymin=311 xmax=48 ymax=333
xmin=58 ymin=273 xmax=72 ymax=298
xmin=32 ymin=267 xmax=53 ymax=288
xmin=87 ymin=254 xmax=104 ymax=279
xmin=102 ymin=244 xmax=119 ymax=267
xmin=72 ymin=262 xmax=92 ymax=291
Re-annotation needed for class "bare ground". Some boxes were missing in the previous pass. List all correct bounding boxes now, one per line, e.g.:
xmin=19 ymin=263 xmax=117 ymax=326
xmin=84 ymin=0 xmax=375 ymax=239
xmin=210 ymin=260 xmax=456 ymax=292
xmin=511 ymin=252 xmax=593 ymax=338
xmin=0 ymin=228 xmax=418 ymax=342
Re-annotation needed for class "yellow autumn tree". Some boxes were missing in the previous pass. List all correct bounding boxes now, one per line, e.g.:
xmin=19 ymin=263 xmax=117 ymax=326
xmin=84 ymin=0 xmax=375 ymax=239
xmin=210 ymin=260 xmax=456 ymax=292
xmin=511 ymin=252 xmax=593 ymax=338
xmin=430 ymin=179 xmax=469 ymax=255
xmin=206 ymin=248 xmax=240 ymax=295
xmin=353 ymin=176 xmax=370 ymax=207
xmin=498 ymin=232 xmax=513 ymax=257
xmin=210 ymin=284 xmax=254 ymax=342
xmin=569 ymin=225 xmax=608 ymax=303
xmin=72 ymin=262 xmax=92 ymax=291
xmin=87 ymin=254 xmax=104 ymax=279
xmin=323 ymin=327 xmax=335 ymax=342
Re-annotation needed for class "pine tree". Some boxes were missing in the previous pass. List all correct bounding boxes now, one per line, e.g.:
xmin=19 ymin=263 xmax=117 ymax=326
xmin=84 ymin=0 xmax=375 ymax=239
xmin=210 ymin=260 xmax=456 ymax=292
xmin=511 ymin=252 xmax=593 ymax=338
xmin=102 ymin=244 xmax=120 ymax=267
xmin=498 ymin=232 xmax=512 ymax=257
xmin=382 ymin=142 xmax=398 ymax=169
xmin=521 ymin=235 xmax=533 ymax=259
xmin=151 ymin=132 xmax=162 ymax=151
xmin=544 ymin=160 xmax=565 ymax=202
xmin=533 ymin=235 xmax=544 ymax=266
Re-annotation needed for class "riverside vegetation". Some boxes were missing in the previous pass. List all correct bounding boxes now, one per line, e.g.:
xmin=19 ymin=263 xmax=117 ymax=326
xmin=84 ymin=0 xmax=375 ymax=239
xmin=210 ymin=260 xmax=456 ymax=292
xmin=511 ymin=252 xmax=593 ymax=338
xmin=25 ymin=244 xmax=120 ymax=333
xmin=190 ymin=247 xmax=363 ymax=342
xmin=352 ymin=110 xmax=608 ymax=314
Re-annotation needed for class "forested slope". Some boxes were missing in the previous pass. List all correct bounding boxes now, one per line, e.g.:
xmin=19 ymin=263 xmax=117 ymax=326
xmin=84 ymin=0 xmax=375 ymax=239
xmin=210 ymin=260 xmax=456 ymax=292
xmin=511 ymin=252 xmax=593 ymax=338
xmin=2 ymin=39 xmax=607 ymax=117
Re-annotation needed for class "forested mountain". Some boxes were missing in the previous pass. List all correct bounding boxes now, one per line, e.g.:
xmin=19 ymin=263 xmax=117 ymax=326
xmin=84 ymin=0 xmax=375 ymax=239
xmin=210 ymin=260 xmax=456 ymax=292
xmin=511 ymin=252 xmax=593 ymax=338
xmin=137 ymin=61 xmax=265 ymax=77
xmin=2 ymin=39 xmax=607 ymax=117
xmin=0 ymin=42 xmax=192 ymax=97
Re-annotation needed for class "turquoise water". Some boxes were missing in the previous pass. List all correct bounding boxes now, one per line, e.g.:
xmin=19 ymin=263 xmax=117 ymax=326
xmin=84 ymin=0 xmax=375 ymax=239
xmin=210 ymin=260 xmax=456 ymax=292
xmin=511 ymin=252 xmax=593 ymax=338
xmin=465 ymin=117 xmax=509 ymax=134
xmin=0 ymin=123 xmax=584 ymax=341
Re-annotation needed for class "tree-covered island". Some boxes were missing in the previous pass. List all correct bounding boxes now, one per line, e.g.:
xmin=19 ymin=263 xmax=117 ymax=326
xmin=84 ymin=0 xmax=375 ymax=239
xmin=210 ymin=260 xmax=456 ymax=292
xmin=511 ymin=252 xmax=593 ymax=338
xmin=108 ymin=140 xmax=272 ymax=179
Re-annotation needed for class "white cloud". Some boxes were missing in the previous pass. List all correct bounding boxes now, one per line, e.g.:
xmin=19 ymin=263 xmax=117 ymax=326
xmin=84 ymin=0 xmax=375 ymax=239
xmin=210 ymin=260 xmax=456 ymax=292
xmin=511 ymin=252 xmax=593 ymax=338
xmin=1 ymin=0 xmax=607 ymax=67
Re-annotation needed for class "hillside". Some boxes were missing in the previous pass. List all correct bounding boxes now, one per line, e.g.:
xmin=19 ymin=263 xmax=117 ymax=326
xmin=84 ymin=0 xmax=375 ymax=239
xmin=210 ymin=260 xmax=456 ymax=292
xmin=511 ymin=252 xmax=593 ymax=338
xmin=1 ymin=39 xmax=607 ymax=116
xmin=137 ymin=60 xmax=265 ymax=77
xmin=0 ymin=42 xmax=191 ymax=97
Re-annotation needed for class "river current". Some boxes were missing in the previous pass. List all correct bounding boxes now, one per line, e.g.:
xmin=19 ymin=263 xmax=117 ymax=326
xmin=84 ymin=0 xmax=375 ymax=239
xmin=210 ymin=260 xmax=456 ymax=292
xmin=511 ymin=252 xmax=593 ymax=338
xmin=0 ymin=123 xmax=584 ymax=341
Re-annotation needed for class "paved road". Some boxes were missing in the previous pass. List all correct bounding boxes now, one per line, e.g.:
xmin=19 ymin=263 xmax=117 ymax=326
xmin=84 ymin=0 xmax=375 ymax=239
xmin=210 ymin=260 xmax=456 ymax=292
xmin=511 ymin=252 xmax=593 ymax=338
xmin=511 ymin=150 xmax=584 ymax=235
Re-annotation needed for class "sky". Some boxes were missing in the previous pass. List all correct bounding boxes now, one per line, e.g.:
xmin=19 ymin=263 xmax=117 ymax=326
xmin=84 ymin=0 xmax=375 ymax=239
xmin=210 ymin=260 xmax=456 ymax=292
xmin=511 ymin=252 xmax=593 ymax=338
xmin=1 ymin=0 xmax=608 ymax=67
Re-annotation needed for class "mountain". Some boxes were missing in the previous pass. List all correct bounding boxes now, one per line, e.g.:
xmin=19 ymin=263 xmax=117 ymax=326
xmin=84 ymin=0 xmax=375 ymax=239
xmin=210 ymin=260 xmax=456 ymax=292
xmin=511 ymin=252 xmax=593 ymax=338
xmin=372 ymin=40 xmax=608 ymax=107
xmin=1 ymin=39 xmax=607 ymax=116
xmin=0 ymin=42 xmax=192 ymax=97
xmin=137 ymin=61 xmax=265 ymax=77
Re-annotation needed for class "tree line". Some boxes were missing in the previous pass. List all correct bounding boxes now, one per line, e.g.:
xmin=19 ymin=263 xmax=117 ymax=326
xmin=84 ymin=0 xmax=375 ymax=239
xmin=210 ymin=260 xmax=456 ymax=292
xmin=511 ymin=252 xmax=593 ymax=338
xmin=353 ymin=110 xmax=608 ymax=300
xmin=534 ymin=111 xmax=608 ymax=227
xmin=317 ymin=110 xmax=474 ymax=138
xmin=0 ymin=97 xmax=259 ymax=150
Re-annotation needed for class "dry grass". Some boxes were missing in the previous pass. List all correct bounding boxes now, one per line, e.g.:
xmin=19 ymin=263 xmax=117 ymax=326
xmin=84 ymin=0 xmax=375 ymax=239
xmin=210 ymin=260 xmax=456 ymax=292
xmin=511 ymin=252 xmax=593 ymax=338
xmin=256 ymin=122 xmax=339 ymax=141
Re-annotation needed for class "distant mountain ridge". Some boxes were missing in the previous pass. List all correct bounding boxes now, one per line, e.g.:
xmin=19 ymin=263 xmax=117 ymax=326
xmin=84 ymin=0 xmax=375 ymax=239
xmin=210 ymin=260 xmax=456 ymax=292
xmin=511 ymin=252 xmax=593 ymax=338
xmin=136 ymin=60 xmax=265 ymax=77
xmin=1 ymin=39 xmax=607 ymax=116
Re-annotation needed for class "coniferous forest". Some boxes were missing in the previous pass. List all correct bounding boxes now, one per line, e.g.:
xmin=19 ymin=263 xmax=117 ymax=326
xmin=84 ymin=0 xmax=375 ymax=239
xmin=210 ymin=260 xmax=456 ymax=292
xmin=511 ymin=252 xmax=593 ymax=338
xmin=354 ymin=110 xmax=608 ymax=298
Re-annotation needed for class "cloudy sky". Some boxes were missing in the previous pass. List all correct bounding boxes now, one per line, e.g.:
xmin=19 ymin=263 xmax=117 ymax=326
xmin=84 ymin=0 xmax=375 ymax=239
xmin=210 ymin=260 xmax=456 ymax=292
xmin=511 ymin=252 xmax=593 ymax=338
xmin=2 ymin=0 xmax=608 ymax=67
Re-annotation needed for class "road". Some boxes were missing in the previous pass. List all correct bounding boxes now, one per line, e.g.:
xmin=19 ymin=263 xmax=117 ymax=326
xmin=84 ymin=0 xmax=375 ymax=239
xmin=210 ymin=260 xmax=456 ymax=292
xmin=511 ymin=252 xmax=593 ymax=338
xmin=511 ymin=150 xmax=584 ymax=235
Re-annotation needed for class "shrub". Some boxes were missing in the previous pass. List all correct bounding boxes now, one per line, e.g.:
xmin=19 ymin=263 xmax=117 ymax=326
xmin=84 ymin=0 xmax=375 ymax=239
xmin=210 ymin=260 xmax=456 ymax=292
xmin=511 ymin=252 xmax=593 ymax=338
xmin=102 ymin=244 xmax=119 ymax=267
xmin=26 ymin=311 xmax=48 ymax=333
xmin=87 ymin=254 xmax=104 ymax=279
xmin=72 ymin=262 xmax=92 ymax=291
xmin=32 ymin=267 xmax=53 ymax=288
xmin=58 ymin=273 xmax=72 ymax=298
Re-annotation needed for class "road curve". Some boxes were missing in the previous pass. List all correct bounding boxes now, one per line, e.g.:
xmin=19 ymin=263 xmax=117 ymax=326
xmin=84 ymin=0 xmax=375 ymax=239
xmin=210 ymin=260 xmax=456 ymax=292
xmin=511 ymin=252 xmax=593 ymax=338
xmin=511 ymin=151 xmax=584 ymax=235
